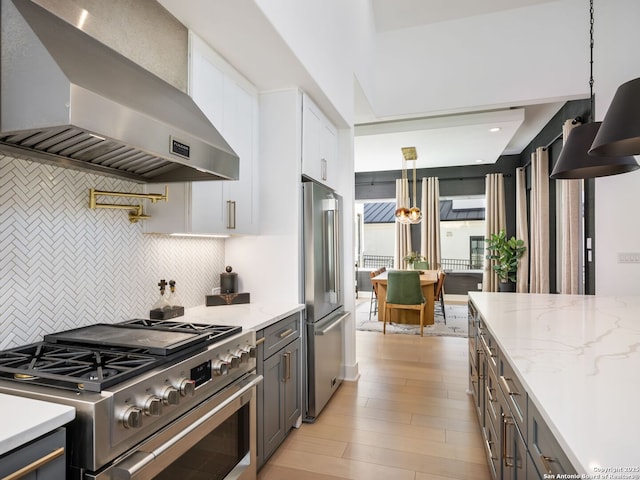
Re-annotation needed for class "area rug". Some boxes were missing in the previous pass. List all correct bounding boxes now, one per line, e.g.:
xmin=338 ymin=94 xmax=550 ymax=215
xmin=355 ymin=299 xmax=468 ymax=337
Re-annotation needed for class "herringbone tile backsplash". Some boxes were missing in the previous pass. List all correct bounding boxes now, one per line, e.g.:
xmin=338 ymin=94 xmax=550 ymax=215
xmin=0 ymin=154 xmax=226 ymax=349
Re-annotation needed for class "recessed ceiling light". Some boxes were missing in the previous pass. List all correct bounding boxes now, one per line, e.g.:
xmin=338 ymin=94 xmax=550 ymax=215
xmin=489 ymin=127 xmax=501 ymax=133
xmin=476 ymin=159 xmax=483 ymax=163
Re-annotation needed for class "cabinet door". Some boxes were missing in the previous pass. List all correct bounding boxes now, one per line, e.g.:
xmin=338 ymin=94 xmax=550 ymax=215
xmin=301 ymin=94 xmax=338 ymax=190
xmin=221 ymin=78 xmax=258 ymax=234
xmin=283 ymin=337 xmax=301 ymax=431
xmin=262 ymin=351 xmax=286 ymax=462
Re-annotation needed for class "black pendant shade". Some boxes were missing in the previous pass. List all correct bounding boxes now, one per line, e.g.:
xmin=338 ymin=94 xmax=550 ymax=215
xmin=550 ymin=122 xmax=639 ymax=179
xmin=589 ymin=77 xmax=640 ymax=157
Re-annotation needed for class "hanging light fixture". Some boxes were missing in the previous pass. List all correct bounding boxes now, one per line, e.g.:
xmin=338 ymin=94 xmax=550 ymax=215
xmin=550 ymin=0 xmax=638 ymax=179
xmin=589 ymin=77 xmax=640 ymax=157
xmin=395 ymin=146 xmax=422 ymax=224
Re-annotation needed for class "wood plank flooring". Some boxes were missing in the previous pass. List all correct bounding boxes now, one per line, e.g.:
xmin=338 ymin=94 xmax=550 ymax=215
xmin=258 ymin=324 xmax=491 ymax=479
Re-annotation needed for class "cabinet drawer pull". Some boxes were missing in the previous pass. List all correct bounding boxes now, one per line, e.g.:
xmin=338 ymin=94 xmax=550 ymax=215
xmin=279 ymin=328 xmax=294 ymax=339
xmin=4 ymin=447 xmax=64 ymax=480
xmin=484 ymin=438 xmax=497 ymax=461
xmin=485 ymin=384 xmax=496 ymax=404
xmin=502 ymin=413 xmax=514 ymax=467
xmin=255 ymin=337 xmax=265 ymax=346
xmin=285 ymin=350 xmax=292 ymax=380
xmin=540 ymin=454 xmax=556 ymax=474
xmin=480 ymin=334 xmax=496 ymax=358
xmin=500 ymin=375 xmax=521 ymax=396
xmin=226 ymin=200 xmax=236 ymax=229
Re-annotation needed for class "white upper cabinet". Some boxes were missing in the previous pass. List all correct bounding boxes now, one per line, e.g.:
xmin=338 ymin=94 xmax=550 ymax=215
xmin=144 ymin=32 xmax=259 ymax=235
xmin=301 ymin=93 xmax=338 ymax=190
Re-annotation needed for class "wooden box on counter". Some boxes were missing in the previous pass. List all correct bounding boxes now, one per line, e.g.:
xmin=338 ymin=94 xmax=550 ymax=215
xmin=149 ymin=306 xmax=185 ymax=319
xmin=206 ymin=293 xmax=250 ymax=306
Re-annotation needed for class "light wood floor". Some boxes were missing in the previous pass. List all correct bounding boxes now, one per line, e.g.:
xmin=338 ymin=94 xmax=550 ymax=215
xmin=258 ymin=327 xmax=491 ymax=479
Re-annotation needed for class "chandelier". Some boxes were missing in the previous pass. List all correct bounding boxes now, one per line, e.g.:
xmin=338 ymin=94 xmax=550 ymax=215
xmin=395 ymin=147 xmax=422 ymax=224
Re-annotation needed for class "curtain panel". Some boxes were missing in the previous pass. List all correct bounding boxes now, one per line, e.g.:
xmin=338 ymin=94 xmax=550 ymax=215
xmin=420 ymin=177 xmax=441 ymax=270
xmin=394 ymin=178 xmax=412 ymax=269
xmin=482 ymin=173 xmax=506 ymax=292
xmin=516 ymin=167 xmax=529 ymax=293
xmin=557 ymin=119 xmax=583 ymax=294
xmin=530 ymin=147 xmax=550 ymax=293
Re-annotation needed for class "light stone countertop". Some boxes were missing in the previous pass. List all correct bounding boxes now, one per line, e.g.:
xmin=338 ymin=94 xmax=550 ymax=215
xmin=468 ymin=292 xmax=640 ymax=475
xmin=0 ymin=393 xmax=75 ymax=456
xmin=181 ymin=301 xmax=305 ymax=331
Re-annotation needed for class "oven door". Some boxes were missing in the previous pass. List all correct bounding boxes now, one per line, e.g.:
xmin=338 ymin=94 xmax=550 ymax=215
xmin=93 ymin=374 xmax=262 ymax=480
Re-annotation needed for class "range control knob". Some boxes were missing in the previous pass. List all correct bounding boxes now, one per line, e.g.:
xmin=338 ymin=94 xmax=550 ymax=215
xmin=232 ymin=349 xmax=250 ymax=364
xmin=143 ymin=396 xmax=162 ymax=416
xmin=212 ymin=360 xmax=229 ymax=376
xmin=178 ymin=379 xmax=196 ymax=397
xmin=220 ymin=354 xmax=240 ymax=369
xmin=122 ymin=406 xmax=143 ymax=429
xmin=161 ymin=386 xmax=180 ymax=406
xmin=245 ymin=346 xmax=257 ymax=358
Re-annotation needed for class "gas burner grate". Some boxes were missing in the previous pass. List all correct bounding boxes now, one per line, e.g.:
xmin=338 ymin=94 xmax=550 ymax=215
xmin=0 ymin=343 xmax=160 ymax=392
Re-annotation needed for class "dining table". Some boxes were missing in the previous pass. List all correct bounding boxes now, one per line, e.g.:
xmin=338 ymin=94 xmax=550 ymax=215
xmin=371 ymin=269 xmax=438 ymax=325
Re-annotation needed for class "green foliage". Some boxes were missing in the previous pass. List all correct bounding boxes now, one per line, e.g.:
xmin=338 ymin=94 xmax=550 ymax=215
xmin=484 ymin=230 xmax=526 ymax=283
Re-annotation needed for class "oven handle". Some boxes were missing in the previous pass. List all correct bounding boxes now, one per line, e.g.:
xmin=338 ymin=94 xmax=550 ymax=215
xmin=114 ymin=375 xmax=263 ymax=480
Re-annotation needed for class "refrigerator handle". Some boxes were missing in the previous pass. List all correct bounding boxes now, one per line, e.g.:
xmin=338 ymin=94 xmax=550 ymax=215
xmin=325 ymin=206 xmax=340 ymax=304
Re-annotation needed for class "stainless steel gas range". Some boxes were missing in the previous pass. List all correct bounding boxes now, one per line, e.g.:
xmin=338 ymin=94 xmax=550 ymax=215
xmin=0 ymin=319 xmax=261 ymax=479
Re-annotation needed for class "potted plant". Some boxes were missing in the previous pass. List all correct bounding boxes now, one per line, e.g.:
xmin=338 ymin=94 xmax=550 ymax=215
xmin=403 ymin=251 xmax=429 ymax=270
xmin=484 ymin=229 xmax=526 ymax=292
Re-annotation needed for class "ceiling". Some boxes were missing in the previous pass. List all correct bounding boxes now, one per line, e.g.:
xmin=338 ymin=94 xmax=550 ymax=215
xmin=159 ymin=0 xmax=570 ymax=173
xmin=356 ymin=0 xmax=566 ymax=172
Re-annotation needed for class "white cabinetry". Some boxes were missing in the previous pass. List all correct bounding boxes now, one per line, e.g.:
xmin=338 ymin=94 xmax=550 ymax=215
xmin=301 ymin=93 xmax=338 ymax=190
xmin=144 ymin=33 xmax=258 ymax=235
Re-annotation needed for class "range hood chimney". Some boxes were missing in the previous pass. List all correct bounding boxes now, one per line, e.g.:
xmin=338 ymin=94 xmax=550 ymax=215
xmin=0 ymin=0 xmax=239 ymax=183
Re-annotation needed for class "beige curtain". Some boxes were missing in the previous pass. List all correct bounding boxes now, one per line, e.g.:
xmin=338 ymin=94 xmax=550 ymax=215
xmin=530 ymin=147 xmax=550 ymax=293
xmin=483 ymin=173 xmax=505 ymax=292
xmin=420 ymin=177 xmax=441 ymax=270
xmin=394 ymin=178 xmax=412 ymax=269
xmin=515 ymin=167 xmax=529 ymax=293
xmin=557 ymin=119 xmax=583 ymax=294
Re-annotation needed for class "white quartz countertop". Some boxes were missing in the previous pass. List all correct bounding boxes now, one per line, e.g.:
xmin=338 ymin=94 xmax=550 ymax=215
xmin=182 ymin=301 xmax=305 ymax=331
xmin=0 ymin=393 xmax=75 ymax=456
xmin=468 ymin=292 xmax=640 ymax=475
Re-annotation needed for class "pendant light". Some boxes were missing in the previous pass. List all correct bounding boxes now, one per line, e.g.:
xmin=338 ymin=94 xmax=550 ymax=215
xmin=589 ymin=77 xmax=640 ymax=157
xmin=395 ymin=147 xmax=422 ymax=224
xmin=550 ymin=0 xmax=638 ymax=179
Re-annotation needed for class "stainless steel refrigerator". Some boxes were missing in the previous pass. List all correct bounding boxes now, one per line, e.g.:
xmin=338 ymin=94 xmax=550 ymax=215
xmin=302 ymin=180 xmax=349 ymax=422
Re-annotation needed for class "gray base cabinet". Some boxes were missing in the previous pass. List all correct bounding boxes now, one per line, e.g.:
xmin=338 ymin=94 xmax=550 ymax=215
xmin=468 ymin=301 xmax=577 ymax=479
xmin=256 ymin=312 xmax=302 ymax=469
xmin=0 ymin=428 xmax=66 ymax=480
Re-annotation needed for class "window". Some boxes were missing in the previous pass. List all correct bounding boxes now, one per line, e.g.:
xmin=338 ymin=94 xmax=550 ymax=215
xmin=470 ymin=236 xmax=484 ymax=269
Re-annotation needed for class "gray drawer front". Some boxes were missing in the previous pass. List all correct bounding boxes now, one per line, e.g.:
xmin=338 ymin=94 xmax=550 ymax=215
xmin=498 ymin=353 xmax=527 ymax=437
xmin=262 ymin=313 xmax=300 ymax=360
xmin=527 ymin=399 xmax=577 ymax=476
xmin=479 ymin=320 xmax=498 ymax=374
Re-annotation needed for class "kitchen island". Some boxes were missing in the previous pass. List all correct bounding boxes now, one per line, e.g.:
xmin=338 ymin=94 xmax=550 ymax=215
xmin=469 ymin=292 xmax=640 ymax=476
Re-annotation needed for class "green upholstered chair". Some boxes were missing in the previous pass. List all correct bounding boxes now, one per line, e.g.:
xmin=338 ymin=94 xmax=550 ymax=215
xmin=384 ymin=270 xmax=426 ymax=336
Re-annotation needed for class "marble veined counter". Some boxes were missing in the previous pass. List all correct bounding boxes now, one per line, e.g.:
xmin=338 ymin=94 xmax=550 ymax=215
xmin=182 ymin=301 xmax=305 ymax=331
xmin=0 ymin=393 xmax=75 ymax=456
xmin=468 ymin=292 xmax=640 ymax=475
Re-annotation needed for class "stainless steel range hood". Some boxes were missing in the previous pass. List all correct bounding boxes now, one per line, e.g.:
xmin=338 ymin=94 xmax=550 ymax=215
xmin=0 ymin=0 xmax=239 ymax=183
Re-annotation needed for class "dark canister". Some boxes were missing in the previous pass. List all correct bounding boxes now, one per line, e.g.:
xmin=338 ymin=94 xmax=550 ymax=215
xmin=220 ymin=266 xmax=238 ymax=293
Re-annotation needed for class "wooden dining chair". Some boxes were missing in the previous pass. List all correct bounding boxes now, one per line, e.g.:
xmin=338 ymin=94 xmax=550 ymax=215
xmin=384 ymin=270 xmax=426 ymax=336
xmin=368 ymin=267 xmax=386 ymax=320
xmin=434 ymin=270 xmax=447 ymax=324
